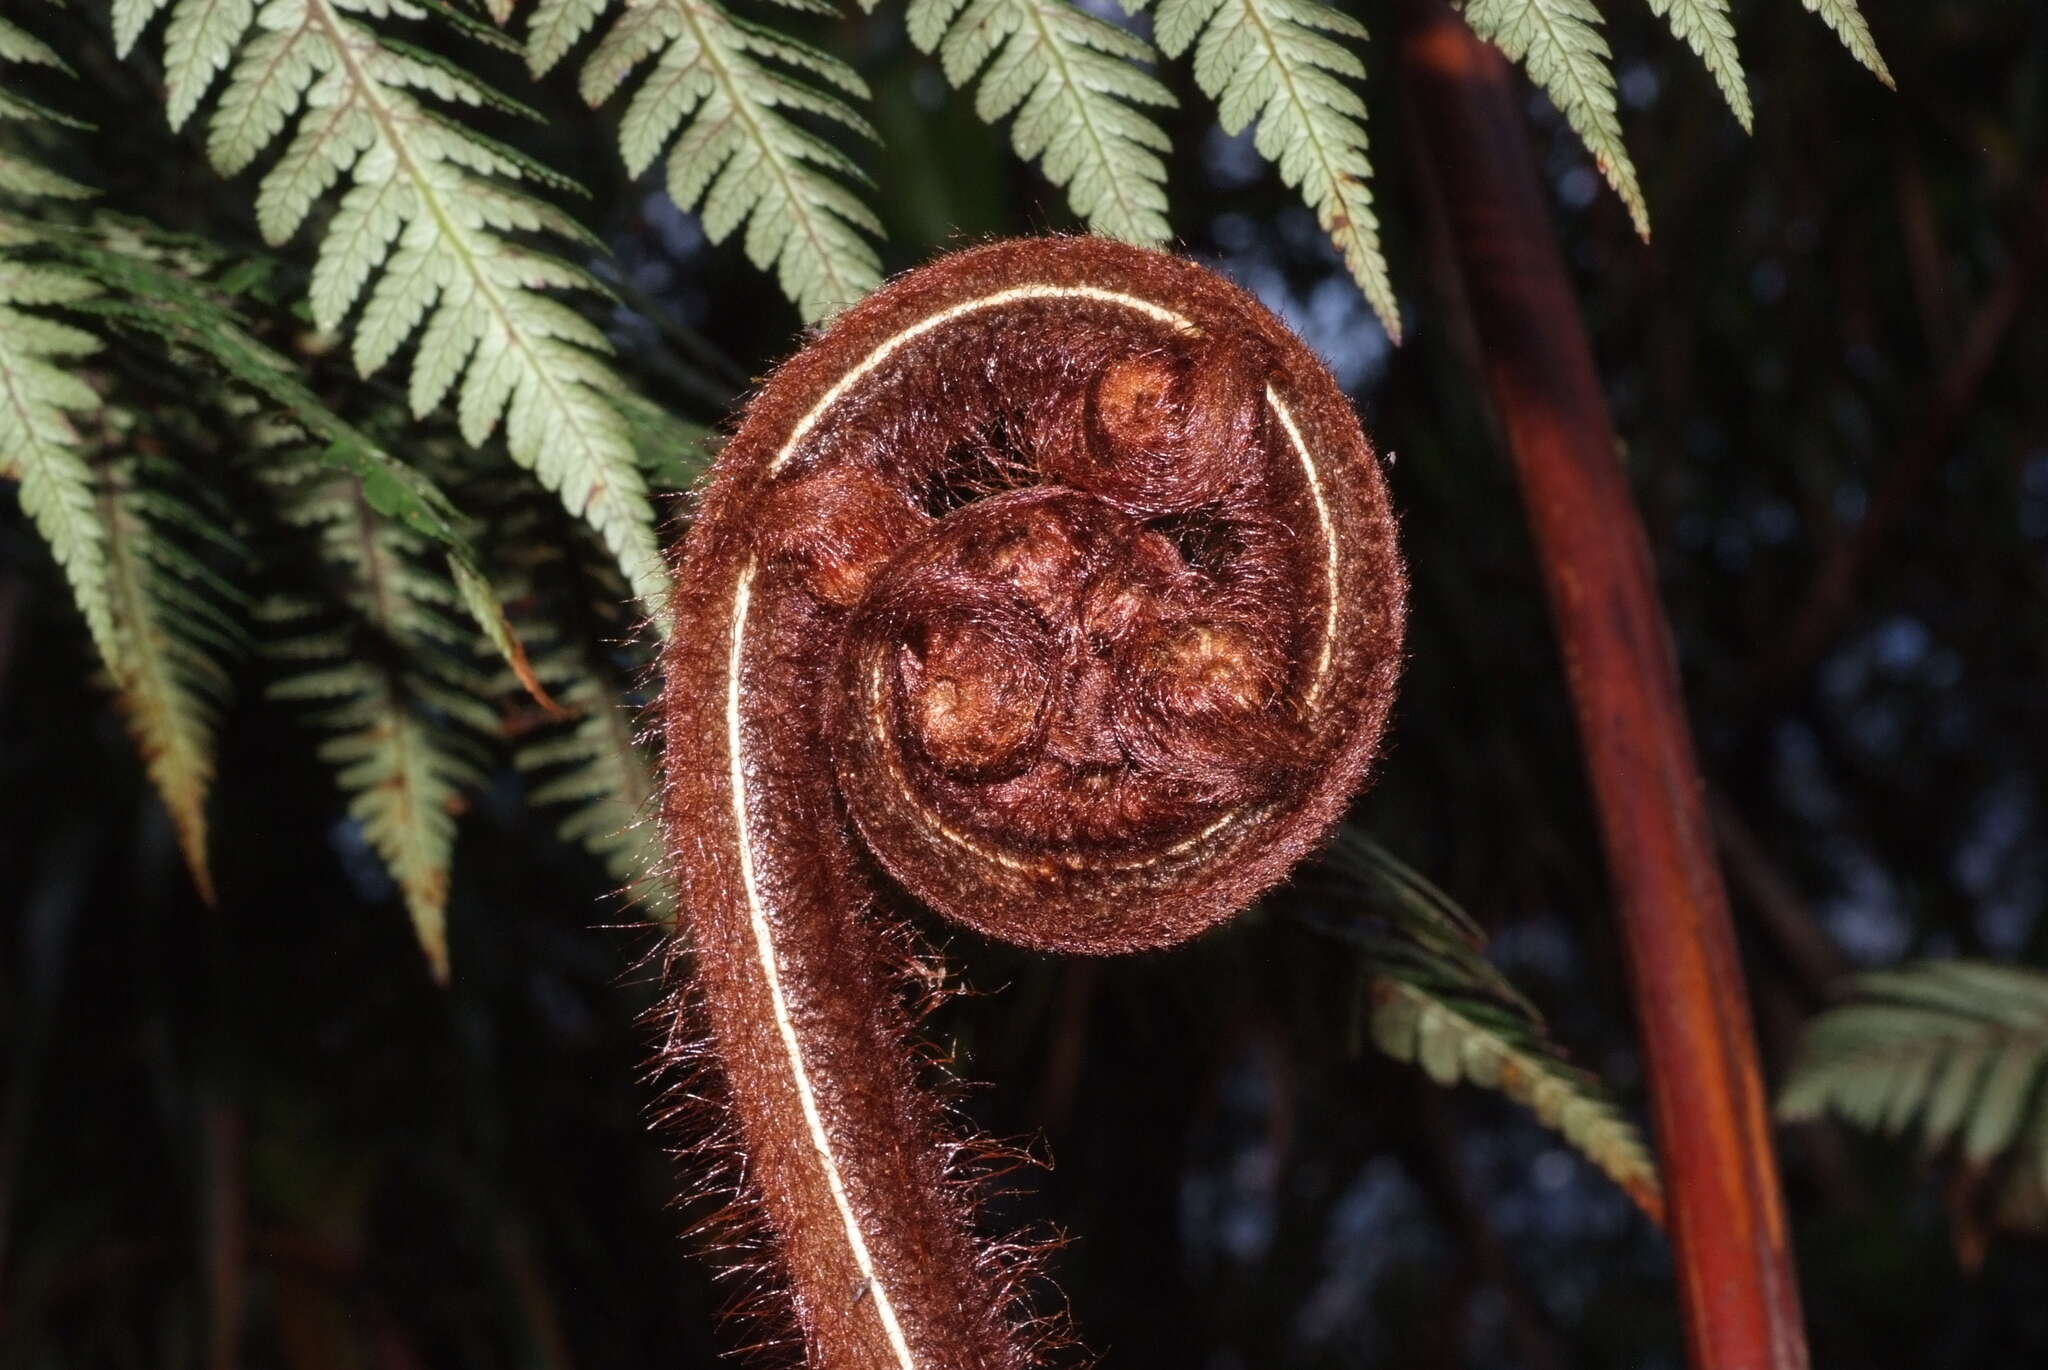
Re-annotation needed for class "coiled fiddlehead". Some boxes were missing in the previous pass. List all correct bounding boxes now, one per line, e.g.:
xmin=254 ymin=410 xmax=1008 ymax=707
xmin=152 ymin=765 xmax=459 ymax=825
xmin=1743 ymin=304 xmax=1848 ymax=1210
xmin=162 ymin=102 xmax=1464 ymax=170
xmin=658 ymin=238 xmax=1405 ymax=1369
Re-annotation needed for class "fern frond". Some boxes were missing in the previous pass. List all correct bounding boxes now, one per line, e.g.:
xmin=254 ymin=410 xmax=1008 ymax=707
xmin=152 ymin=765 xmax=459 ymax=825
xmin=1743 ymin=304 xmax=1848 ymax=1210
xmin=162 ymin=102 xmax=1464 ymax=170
xmin=123 ymin=0 xmax=668 ymax=619
xmin=909 ymin=0 xmax=1175 ymax=245
xmin=1643 ymin=0 xmax=1749 ymax=133
xmin=1309 ymin=832 xmax=1665 ymax=1222
xmin=95 ymin=444 xmax=249 ymax=904
xmin=1798 ymin=0 xmax=1892 ymax=89
xmin=260 ymin=444 xmax=497 ymax=980
xmin=1152 ymin=0 xmax=1398 ymax=339
xmin=1779 ymin=961 xmax=2048 ymax=1185
xmin=1370 ymin=976 xmax=1664 ymax=1219
xmin=1456 ymin=0 xmax=1648 ymax=238
xmin=41 ymin=226 xmax=549 ymax=701
xmin=1 ymin=20 xmax=107 ymax=664
xmin=544 ymin=0 xmax=884 ymax=322
xmin=0 ymin=261 xmax=119 ymax=666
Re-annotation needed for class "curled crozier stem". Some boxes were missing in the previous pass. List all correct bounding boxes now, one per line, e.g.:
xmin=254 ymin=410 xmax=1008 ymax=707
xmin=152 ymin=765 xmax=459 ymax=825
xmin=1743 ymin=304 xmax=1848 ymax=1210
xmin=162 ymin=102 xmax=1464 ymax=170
xmin=658 ymin=238 xmax=1406 ymax=1369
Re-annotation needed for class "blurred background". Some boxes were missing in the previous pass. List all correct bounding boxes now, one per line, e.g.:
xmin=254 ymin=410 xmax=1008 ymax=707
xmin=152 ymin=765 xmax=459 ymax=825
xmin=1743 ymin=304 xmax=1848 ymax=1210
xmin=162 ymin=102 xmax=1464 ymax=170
xmin=3 ymin=1 xmax=2045 ymax=1367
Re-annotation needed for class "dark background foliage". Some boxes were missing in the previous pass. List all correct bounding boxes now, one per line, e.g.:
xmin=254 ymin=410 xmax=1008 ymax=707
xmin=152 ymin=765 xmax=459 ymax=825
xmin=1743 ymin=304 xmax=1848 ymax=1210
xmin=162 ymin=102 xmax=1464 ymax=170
xmin=3 ymin=2 xmax=2045 ymax=1367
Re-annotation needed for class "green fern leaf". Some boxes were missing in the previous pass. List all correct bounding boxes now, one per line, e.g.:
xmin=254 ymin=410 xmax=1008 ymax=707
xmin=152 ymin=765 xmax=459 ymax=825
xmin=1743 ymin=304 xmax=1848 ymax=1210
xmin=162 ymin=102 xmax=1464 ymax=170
xmin=0 ymin=21 xmax=94 ymax=203
xmin=526 ymin=0 xmax=608 ymax=92
xmin=0 ymin=151 xmax=96 ymax=204
xmin=113 ymin=1 xmax=176 ymax=58
xmin=1370 ymin=975 xmax=1665 ymax=1218
xmin=96 ymin=446 xmax=248 ymax=904
xmin=554 ymin=0 xmax=883 ymax=322
xmin=1780 ymin=961 xmax=2048 ymax=1179
xmin=1457 ymin=0 xmax=1648 ymax=238
xmin=163 ymin=0 xmax=255 ymax=131
xmin=1799 ymin=0 xmax=1892 ymax=89
xmin=261 ymin=448 xmax=496 ymax=980
xmin=43 ymin=227 xmax=549 ymax=701
xmin=121 ymin=0 xmax=669 ymax=622
xmin=1643 ymin=0 xmax=1750 ymax=132
xmin=910 ymin=0 xmax=1175 ymax=245
xmin=0 ymin=16 xmax=69 ymax=72
xmin=1151 ymin=0 xmax=1398 ymax=339
xmin=1308 ymin=832 xmax=1665 ymax=1222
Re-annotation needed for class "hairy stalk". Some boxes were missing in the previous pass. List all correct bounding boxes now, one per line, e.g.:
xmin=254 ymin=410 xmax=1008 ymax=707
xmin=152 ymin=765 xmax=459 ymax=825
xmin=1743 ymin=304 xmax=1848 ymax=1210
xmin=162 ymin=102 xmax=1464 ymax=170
xmin=656 ymin=238 xmax=1405 ymax=1367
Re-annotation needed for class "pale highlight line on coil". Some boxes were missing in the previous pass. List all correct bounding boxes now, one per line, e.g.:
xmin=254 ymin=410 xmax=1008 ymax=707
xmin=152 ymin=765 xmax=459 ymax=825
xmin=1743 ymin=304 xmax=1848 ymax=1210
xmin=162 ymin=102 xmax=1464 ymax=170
xmin=1266 ymin=384 xmax=1342 ymax=704
xmin=725 ymin=559 xmax=920 ymax=1370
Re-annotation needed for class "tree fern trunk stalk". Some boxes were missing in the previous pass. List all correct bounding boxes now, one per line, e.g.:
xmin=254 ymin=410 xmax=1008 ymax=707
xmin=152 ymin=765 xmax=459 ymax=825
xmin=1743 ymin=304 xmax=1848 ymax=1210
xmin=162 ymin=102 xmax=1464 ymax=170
xmin=1393 ymin=5 xmax=1809 ymax=1369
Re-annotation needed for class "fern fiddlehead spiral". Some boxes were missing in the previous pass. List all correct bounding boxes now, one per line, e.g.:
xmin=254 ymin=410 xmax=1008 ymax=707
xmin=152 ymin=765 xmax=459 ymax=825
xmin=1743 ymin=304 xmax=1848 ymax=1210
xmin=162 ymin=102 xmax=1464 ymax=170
xmin=657 ymin=238 xmax=1406 ymax=1368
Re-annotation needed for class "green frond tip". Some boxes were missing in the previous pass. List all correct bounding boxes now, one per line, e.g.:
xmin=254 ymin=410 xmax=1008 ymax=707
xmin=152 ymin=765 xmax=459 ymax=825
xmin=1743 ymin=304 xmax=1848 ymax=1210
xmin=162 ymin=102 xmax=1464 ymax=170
xmin=121 ymin=0 xmax=669 ymax=623
xmin=910 ymin=0 xmax=1176 ymax=246
xmin=261 ymin=459 xmax=497 ymax=982
xmin=1372 ymin=975 xmax=1666 ymax=1224
xmin=0 ymin=151 xmax=97 ymax=204
xmin=1779 ymin=961 xmax=2048 ymax=1184
xmin=1306 ymin=832 xmax=1664 ymax=1224
xmin=0 ymin=16 xmax=71 ymax=72
xmin=571 ymin=0 xmax=884 ymax=323
xmin=1644 ymin=0 xmax=1751 ymax=133
xmin=97 ymin=450 xmax=247 ymax=906
xmin=1457 ymin=0 xmax=1650 ymax=239
xmin=1151 ymin=0 xmax=1400 ymax=340
xmin=1800 ymin=0 xmax=1893 ymax=90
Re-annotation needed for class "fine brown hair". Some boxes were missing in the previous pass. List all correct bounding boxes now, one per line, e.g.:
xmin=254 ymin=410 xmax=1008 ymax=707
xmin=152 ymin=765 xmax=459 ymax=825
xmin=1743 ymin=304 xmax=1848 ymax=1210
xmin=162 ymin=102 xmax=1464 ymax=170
xmin=657 ymin=237 xmax=1406 ymax=1369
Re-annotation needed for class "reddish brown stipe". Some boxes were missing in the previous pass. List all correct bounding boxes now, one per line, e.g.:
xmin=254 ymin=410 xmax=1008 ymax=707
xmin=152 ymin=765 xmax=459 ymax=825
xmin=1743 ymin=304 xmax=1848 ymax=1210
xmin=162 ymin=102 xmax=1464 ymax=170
xmin=657 ymin=237 xmax=1406 ymax=1369
xmin=1396 ymin=5 xmax=1810 ymax=1369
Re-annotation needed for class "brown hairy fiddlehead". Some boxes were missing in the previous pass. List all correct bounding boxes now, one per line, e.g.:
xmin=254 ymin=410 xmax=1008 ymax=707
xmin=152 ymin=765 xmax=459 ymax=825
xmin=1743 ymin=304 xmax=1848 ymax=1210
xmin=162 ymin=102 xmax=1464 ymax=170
xmin=657 ymin=237 xmax=1405 ymax=1369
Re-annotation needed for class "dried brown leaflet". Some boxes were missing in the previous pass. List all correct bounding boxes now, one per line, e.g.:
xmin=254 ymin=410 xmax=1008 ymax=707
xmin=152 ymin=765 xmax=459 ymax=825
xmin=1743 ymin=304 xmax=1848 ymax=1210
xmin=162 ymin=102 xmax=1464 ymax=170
xmin=657 ymin=238 xmax=1405 ymax=1369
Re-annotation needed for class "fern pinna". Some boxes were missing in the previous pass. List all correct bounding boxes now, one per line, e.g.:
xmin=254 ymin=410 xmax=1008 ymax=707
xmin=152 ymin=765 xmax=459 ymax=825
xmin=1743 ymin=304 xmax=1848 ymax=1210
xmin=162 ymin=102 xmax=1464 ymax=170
xmin=1781 ymin=960 xmax=2048 ymax=1249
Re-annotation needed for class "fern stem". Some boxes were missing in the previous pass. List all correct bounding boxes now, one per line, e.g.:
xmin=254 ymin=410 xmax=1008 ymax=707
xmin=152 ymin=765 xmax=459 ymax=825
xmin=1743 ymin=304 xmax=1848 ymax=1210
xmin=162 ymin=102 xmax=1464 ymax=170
xmin=1395 ymin=4 xmax=1808 ymax=1368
